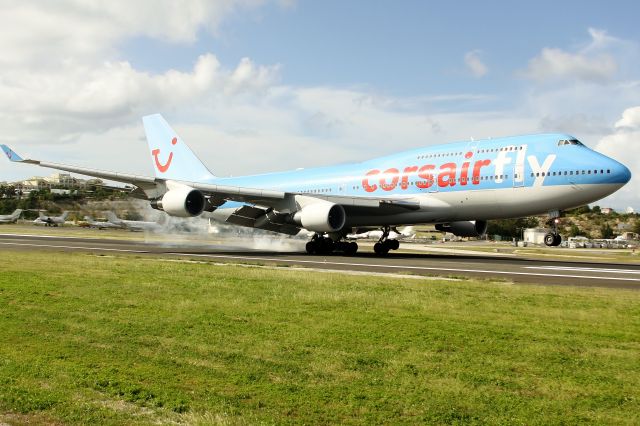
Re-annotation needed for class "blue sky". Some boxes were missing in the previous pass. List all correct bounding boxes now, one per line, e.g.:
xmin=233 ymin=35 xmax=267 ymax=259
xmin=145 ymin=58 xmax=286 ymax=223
xmin=121 ymin=1 xmax=638 ymax=96
xmin=0 ymin=1 xmax=639 ymax=208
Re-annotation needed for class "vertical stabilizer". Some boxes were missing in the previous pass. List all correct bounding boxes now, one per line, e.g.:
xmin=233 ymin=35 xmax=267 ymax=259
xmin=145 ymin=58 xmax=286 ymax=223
xmin=143 ymin=114 xmax=216 ymax=182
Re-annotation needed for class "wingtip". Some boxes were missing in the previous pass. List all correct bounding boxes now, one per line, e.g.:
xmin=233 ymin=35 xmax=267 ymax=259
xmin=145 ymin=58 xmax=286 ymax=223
xmin=1 ymin=144 xmax=24 ymax=162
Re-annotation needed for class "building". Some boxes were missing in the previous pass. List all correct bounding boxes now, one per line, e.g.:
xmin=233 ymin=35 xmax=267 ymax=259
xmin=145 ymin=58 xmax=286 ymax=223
xmin=20 ymin=177 xmax=50 ymax=190
xmin=601 ymin=207 xmax=614 ymax=214
xmin=523 ymin=228 xmax=550 ymax=245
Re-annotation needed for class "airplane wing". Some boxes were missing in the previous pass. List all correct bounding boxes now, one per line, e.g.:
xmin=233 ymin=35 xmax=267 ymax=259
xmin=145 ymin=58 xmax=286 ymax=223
xmin=1 ymin=144 xmax=424 ymax=215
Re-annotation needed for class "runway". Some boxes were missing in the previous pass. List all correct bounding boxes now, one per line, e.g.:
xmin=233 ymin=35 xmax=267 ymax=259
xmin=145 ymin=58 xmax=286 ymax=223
xmin=2 ymin=233 xmax=640 ymax=289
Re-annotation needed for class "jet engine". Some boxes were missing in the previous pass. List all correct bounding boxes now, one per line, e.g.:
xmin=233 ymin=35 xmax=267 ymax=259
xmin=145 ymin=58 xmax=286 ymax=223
xmin=436 ymin=220 xmax=488 ymax=238
xmin=151 ymin=186 xmax=205 ymax=217
xmin=292 ymin=202 xmax=346 ymax=233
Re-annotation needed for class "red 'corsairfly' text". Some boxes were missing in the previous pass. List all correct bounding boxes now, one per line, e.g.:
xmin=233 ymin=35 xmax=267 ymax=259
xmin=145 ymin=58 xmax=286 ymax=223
xmin=362 ymin=151 xmax=491 ymax=192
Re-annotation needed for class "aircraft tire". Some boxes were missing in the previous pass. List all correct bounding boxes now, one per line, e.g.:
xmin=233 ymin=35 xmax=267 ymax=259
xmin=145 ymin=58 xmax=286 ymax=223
xmin=544 ymin=233 xmax=556 ymax=247
xmin=374 ymin=242 xmax=389 ymax=255
xmin=553 ymin=234 xmax=562 ymax=246
xmin=314 ymin=238 xmax=334 ymax=255
xmin=344 ymin=242 xmax=358 ymax=255
xmin=387 ymin=239 xmax=400 ymax=250
xmin=305 ymin=241 xmax=317 ymax=254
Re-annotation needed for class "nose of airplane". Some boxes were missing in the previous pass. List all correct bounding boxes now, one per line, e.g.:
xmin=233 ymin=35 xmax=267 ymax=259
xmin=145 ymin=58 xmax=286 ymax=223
xmin=614 ymin=160 xmax=632 ymax=185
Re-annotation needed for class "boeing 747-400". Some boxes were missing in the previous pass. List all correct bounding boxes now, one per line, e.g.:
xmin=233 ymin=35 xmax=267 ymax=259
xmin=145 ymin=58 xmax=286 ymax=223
xmin=2 ymin=114 xmax=631 ymax=254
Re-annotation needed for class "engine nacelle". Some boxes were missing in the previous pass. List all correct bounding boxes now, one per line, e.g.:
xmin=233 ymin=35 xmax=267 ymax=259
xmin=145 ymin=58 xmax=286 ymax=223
xmin=436 ymin=220 xmax=488 ymax=238
xmin=292 ymin=202 xmax=346 ymax=233
xmin=151 ymin=187 xmax=205 ymax=217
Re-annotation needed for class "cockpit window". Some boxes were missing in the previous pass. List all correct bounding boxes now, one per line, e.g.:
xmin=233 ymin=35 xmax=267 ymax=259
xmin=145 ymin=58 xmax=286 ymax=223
xmin=558 ymin=139 xmax=584 ymax=146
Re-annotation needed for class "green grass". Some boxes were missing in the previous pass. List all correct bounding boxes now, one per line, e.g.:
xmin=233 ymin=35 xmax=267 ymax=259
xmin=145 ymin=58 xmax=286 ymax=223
xmin=1 ymin=251 xmax=639 ymax=425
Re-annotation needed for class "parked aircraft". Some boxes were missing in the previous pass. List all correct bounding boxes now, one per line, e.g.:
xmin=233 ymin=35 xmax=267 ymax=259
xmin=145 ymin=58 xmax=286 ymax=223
xmin=33 ymin=211 xmax=69 ymax=227
xmin=1 ymin=114 xmax=631 ymax=255
xmin=83 ymin=215 xmax=122 ymax=230
xmin=105 ymin=211 xmax=163 ymax=232
xmin=347 ymin=226 xmax=415 ymax=247
xmin=0 ymin=209 xmax=23 ymax=224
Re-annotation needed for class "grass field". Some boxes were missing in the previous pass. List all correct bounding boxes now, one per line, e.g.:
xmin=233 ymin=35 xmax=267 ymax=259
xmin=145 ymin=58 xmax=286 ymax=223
xmin=1 ymin=251 xmax=639 ymax=425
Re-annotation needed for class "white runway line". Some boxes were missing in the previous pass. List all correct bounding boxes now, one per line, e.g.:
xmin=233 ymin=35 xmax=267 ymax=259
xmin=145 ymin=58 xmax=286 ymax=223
xmin=2 ymin=240 xmax=640 ymax=283
xmin=0 ymin=241 xmax=147 ymax=253
xmin=168 ymin=252 xmax=640 ymax=282
xmin=526 ymin=266 xmax=640 ymax=275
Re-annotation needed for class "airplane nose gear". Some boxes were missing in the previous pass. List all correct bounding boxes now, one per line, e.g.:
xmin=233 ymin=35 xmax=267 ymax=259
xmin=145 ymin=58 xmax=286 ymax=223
xmin=544 ymin=214 xmax=562 ymax=247
xmin=373 ymin=226 xmax=401 ymax=255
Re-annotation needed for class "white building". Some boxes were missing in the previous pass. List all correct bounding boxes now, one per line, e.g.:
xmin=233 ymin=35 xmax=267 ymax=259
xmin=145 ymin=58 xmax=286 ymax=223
xmin=523 ymin=228 xmax=550 ymax=245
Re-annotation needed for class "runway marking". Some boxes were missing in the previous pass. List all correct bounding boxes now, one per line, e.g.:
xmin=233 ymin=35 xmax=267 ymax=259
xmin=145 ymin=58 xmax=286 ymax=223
xmin=2 ymin=240 xmax=639 ymax=283
xmin=166 ymin=252 xmax=640 ymax=283
xmin=526 ymin=266 xmax=640 ymax=275
xmin=0 ymin=241 xmax=148 ymax=253
xmin=0 ymin=233 xmax=100 ymax=240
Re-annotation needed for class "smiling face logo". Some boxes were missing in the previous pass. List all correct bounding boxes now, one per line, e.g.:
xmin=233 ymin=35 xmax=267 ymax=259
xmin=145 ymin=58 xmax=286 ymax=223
xmin=152 ymin=137 xmax=177 ymax=173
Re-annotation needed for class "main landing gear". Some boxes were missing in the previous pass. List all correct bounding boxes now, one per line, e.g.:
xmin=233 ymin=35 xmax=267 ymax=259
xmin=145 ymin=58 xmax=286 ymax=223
xmin=305 ymin=234 xmax=358 ymax=255
xmin=373 ymin=226 xmax=400 ymax=256
xmin=544 ymin=215 xmax=562 ymax=247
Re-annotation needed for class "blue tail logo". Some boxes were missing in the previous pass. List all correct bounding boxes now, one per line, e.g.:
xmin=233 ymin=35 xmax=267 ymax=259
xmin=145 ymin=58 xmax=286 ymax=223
xmin=143 ymin=114 xmax=216 ymax=182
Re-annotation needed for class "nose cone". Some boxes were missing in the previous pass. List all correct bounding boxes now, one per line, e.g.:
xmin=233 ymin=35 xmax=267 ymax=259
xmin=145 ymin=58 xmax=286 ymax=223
xmin=614 ymin=160 xmax=632 ymax=185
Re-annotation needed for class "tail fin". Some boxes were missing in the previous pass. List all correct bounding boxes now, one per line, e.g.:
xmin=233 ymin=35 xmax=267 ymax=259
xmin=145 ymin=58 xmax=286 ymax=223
xmin=143 ymin=114 xmax=216 ymax=182
xmin=401 ymin=226 xmax=415 ymax=237
xmin=60 ymin=211 xmax=69 ymax=220
xmin=12 ymin=209 xmax=23 ymax=219
xmin=106 ymin=211 xmax=120 ymax=223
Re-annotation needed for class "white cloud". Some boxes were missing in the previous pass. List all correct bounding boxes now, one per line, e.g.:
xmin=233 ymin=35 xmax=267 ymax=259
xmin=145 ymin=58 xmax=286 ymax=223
xmin=614 ymin=106 xmax=640 ymax=130
xmin=594 ymin=106 xmax=640 ymax=209
xmin=523 ymin=48 xmax=617 ymax=83
xmin=522 ymin=28 xmax=618 ymax=83
xmin=464 ymin=50 xmax=488 ymax=78
xmin=0 ymin=1 xmax=269 ymax=67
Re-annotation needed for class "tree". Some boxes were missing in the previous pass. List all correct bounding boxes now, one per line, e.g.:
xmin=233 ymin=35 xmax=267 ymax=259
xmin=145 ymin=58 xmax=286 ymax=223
xmin=486 ymin=217 xmax=539 ymax=240
xmin=591 ymin=205 xmax=601 ymax=214
xmin=567 ymin=205 xmax=591 ymax=215
xmin=569 ymin=224 xmax=581 ymax=237
xmin=600 ymin=223 xmax=614 ymax=239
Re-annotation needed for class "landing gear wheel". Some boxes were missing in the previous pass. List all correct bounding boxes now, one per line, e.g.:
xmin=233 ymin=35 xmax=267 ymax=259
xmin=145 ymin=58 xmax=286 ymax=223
xmin=553 ymin=234 xmax=562 ymax=246
xmin=305 ymin=241 xmax=317 ymax=254
xmin=544 ymin=233 xmax=556 ymax=247
xmin=374 ymin=242 xmax=389 ymax=255
xmin=344 ymin=242 xmax=358 ymax=256
xmin=388 ymin=239 xmax=400 ymax=250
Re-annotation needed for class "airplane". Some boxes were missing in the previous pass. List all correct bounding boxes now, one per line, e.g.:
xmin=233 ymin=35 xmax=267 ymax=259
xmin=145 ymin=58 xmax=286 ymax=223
xmin=105 ymin=211 xmax=164 ymax=232
xmin=347 ymin=226 xmax=415 ymax=247
xmin=33 ymin=211 xmax=69 ymax=227
xmin=82 ymin=215 xmax=123 ymax=230
xmin=1 ymin=114 xmax=631 ymax=255
xmin=0 ymin=209 xmax=23 ymax=224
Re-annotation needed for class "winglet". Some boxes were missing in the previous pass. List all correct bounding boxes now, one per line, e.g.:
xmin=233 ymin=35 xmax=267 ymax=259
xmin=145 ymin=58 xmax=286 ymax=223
xmin=1 ymin=145 xmax=24 ymax=162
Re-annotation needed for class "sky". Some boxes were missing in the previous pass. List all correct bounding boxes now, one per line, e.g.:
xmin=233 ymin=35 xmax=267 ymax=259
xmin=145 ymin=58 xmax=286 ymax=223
xmin=1 ymin=0 xmax=639 ymax=209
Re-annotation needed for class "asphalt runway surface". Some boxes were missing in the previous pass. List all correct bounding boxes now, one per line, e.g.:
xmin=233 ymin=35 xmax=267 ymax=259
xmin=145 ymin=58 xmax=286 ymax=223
xmin=2 ymin=233 xmax=640 ymax=290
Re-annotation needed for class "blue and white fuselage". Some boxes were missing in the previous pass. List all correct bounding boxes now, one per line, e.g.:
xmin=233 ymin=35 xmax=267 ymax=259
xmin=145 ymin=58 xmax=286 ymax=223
xmin=210 ymin=133 xmax=630 ymax=227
